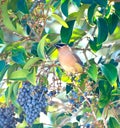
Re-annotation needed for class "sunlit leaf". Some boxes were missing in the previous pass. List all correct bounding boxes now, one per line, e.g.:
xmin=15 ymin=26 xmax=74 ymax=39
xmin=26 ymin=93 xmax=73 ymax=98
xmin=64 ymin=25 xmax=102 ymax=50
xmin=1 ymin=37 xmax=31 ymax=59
xmin=9 ymin=69 xmax=30 ymax=80
xmin=108 ymin=117 xmax=120 ymax=128
xmin=52 ymin=14 xmax=69 ymax=28
xmin=23 ymin=57 xmax=40 ymax=70
xmin=27 ymin=68 xmax=36 ymax=85
xmin=101 ymin=64 xmax=117 ymax=89
xmin=87 ymin=64 xmax=98 ymax=82
xmin=37 ymin=35 xmax=47 ymax=60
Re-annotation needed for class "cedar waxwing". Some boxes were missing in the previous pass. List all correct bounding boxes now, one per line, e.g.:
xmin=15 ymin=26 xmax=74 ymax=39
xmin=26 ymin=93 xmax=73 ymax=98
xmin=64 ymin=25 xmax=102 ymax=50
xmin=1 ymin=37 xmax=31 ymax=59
xmin=54 ymin=43 xmax=83 ymax=74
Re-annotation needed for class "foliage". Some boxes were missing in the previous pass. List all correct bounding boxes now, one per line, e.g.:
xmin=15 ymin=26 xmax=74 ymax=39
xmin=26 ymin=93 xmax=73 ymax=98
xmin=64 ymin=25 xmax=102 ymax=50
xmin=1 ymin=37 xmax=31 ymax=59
xmin=0 ymin=0 xmax=120 ymax=127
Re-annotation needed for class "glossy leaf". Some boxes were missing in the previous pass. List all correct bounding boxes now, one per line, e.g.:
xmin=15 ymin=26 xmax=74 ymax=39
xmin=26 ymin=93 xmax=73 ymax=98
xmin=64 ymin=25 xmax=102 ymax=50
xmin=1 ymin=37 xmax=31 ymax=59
xmin=101 ymin=64 xmax=117 ymax=89
xmin=0 ymin=60 xmax=9 ymax=81
xmin=23 ymin=57 xmax=40 ymax=70
xmin=107 ymin=13 xmax=119 ymax=35
xmin=87 ymin=64 xmax=98 ymax=82
xmin=97 ymin=18 xmax=108 ymax=44
xmin=89 ymin=37 xmax=102 ymax=52
xmin=12 ymin=47 xmax=27 ymax=65
xmin=81 ymin=0 xmax=94 ymax=4
xmin=9 ymin=69 xmax=30 ymax=80
xmin=95 ymin=0 xmax=107 ymax=7
xmin=61 ymin=0 xmax=69 ymax=17
xmin=37 ymin=35 xmax=47 ymax=60
xmin=70 ymin=28 xmax=86 ymax=42
xmin=108 ymin=117 xmax=120 ymax=128
xmin=114 ymin=2 xmax=120 ymax=18
xmin=88 ymin=3 xmax=97 ymax=24
xmin=32 ymin=123 xmax=43 ymax=128
xmin=60 ymin=20 xmax=75 ymax=44
xmin=98 ymin=94 xmax=111 ymax=108
xmin=5 ymin=83 xmax=14 ymax=105
xmin=72 ymin=0 xmax=80 ymax=7
xmin=17 ymin=0 xmax=29 ymax=14
xmin=31 ymin=42 xmax=38 ymax=56
xmin=52 ymin=14 xmax=69 ymax=28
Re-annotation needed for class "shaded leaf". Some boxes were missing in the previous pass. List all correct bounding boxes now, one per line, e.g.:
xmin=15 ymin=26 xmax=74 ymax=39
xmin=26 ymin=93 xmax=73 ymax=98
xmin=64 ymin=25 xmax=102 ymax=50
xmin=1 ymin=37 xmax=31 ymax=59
xmin=31 ymin=42 xmax=38 ymax=56
xmin=60 ymin=20 xmax=75 ymax=44
xmin=0 ymin=60 xmax=9 ymax=81
xmin=95 ymin=0 xmax=107 ymax=7
xmin=32 ymin=123 xmax=43 ymax=128
xmin=12 ymin=47 xmax=27 ymax=65
xmin=88 ymin=3 xmax=97 ymax=24
xmin=97 ymin=18 xmax=108 ymax=44
xmin=107 ymin=13 xmax=119 ymax=35
xmin=72 ymin=0 xmax=80 ymax=7
xmin=89 ymin=37 xmax=102 ymax=52
xmin=101 ymin=64 xmax=117 ymax=89
xmin=66 ymin=85 xmax=73 ymax=94
xmin=81 ymin=0 xmax=94 ymax=4
xmin=52 ymin=14 xmax=69 ymax=28
xmin=61 ymin=0 xmax=69 ymax=17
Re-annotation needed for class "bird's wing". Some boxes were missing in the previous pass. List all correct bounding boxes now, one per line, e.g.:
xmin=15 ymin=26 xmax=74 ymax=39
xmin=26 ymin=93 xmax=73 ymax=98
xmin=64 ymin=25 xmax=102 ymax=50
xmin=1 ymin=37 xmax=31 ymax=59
xmin=73 ymin=53 xmax=83 ymax=66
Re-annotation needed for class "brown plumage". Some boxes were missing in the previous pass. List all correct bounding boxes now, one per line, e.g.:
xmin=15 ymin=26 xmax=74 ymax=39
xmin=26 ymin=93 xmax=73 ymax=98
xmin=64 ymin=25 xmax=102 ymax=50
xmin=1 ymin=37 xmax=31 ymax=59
xmin=55 ymin=43 xmax=83 ymax=74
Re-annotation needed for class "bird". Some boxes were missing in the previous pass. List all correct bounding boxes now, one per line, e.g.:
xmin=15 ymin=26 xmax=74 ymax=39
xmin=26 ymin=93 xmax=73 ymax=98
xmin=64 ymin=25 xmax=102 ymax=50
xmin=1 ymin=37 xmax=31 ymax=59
xmin=54 ymin=43 xmax=83 ymax=75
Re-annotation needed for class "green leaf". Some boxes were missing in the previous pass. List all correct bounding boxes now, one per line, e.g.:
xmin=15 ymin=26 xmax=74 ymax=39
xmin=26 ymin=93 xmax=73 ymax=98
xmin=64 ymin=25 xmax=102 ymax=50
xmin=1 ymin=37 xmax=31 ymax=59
xmin=0 ymin=60 xmax=9 ymax=81
xmin=23 ymin=57 xmax=40 ymax=70
xmin=101 ymin=64 xmax=117 ymax=89
xmin=114 ymin=2 xmax=120 ymax=18
xmin=99 ymin=80 xmax=112 ymax=96
xmin=66 ymin=85 xmax=73 ymax=94
xmin=12 ymin=47 xmax=27 ymax=65
xmin=5 ymin=83 xmax=14 ymax=105
xmin=0 ymin=1 xmax=16 ymax=32
xmin=70 ymin=28 xmax=86 ymax=42
xmin=95 ymin=0 xmax=107 ymax=7
xmin=97 ymin=18 xmax=108 ymax=44
xmin=72 ymin=0 xmax=80 ymax=7
xmin=88 ymin=3 xmax=97 ymax=24
xmin=61 ymin=0 xmax=69 ymax=17
xmin=31 ymin=42 xmax=38 ymax=56
xmin=52 ymin=14 xmax=69 ymax=28
xmin=27 ymin=68 xmax=36 ymax=85
xmin=37 ymin=35 xmax=47 ymax=60
xmin=76 ymin=115 xmax=82 ymax=121
xmin=107 ymin=13 xmax=119 ymax=35
xmin=7 ymin=64 xmax=18 ymax=79
xmin=87 ymin=64 xmax=98 ymax=82
xmin=108 ymin=117 xmax=120 ymax=128
xmin=81 ymin=0 xmax=94 ymax=4
xmin=89 ymin=37 xmax=102 ymax=52
xmin=60 ymin=20 xmax=75 ymax=44
xmin=9 ymin=69 xmax=30 ymax=80
xmin=17 ymin=0 xmax=29 ymax=14
xmin=98 ymin=94 xmax=111 ymax=108
xmin=32 ymin=123 xmax=43 ymax=128
xmin=0 ymin=28 xmax=4 ymax=42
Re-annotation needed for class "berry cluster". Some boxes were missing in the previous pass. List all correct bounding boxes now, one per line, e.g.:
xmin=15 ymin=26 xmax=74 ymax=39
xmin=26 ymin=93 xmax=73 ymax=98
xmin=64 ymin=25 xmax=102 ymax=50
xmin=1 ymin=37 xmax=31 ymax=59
xmin=0 ymin=105 xmax=17 ymax=128
xmin=17 ymin=82 xmax=48 ymax=126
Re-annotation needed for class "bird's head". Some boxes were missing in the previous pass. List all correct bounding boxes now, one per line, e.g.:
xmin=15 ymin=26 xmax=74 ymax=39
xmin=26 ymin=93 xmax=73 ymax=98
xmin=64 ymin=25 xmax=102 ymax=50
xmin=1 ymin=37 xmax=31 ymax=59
xmin=54 ymin=43 xmax=66 ymax=49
